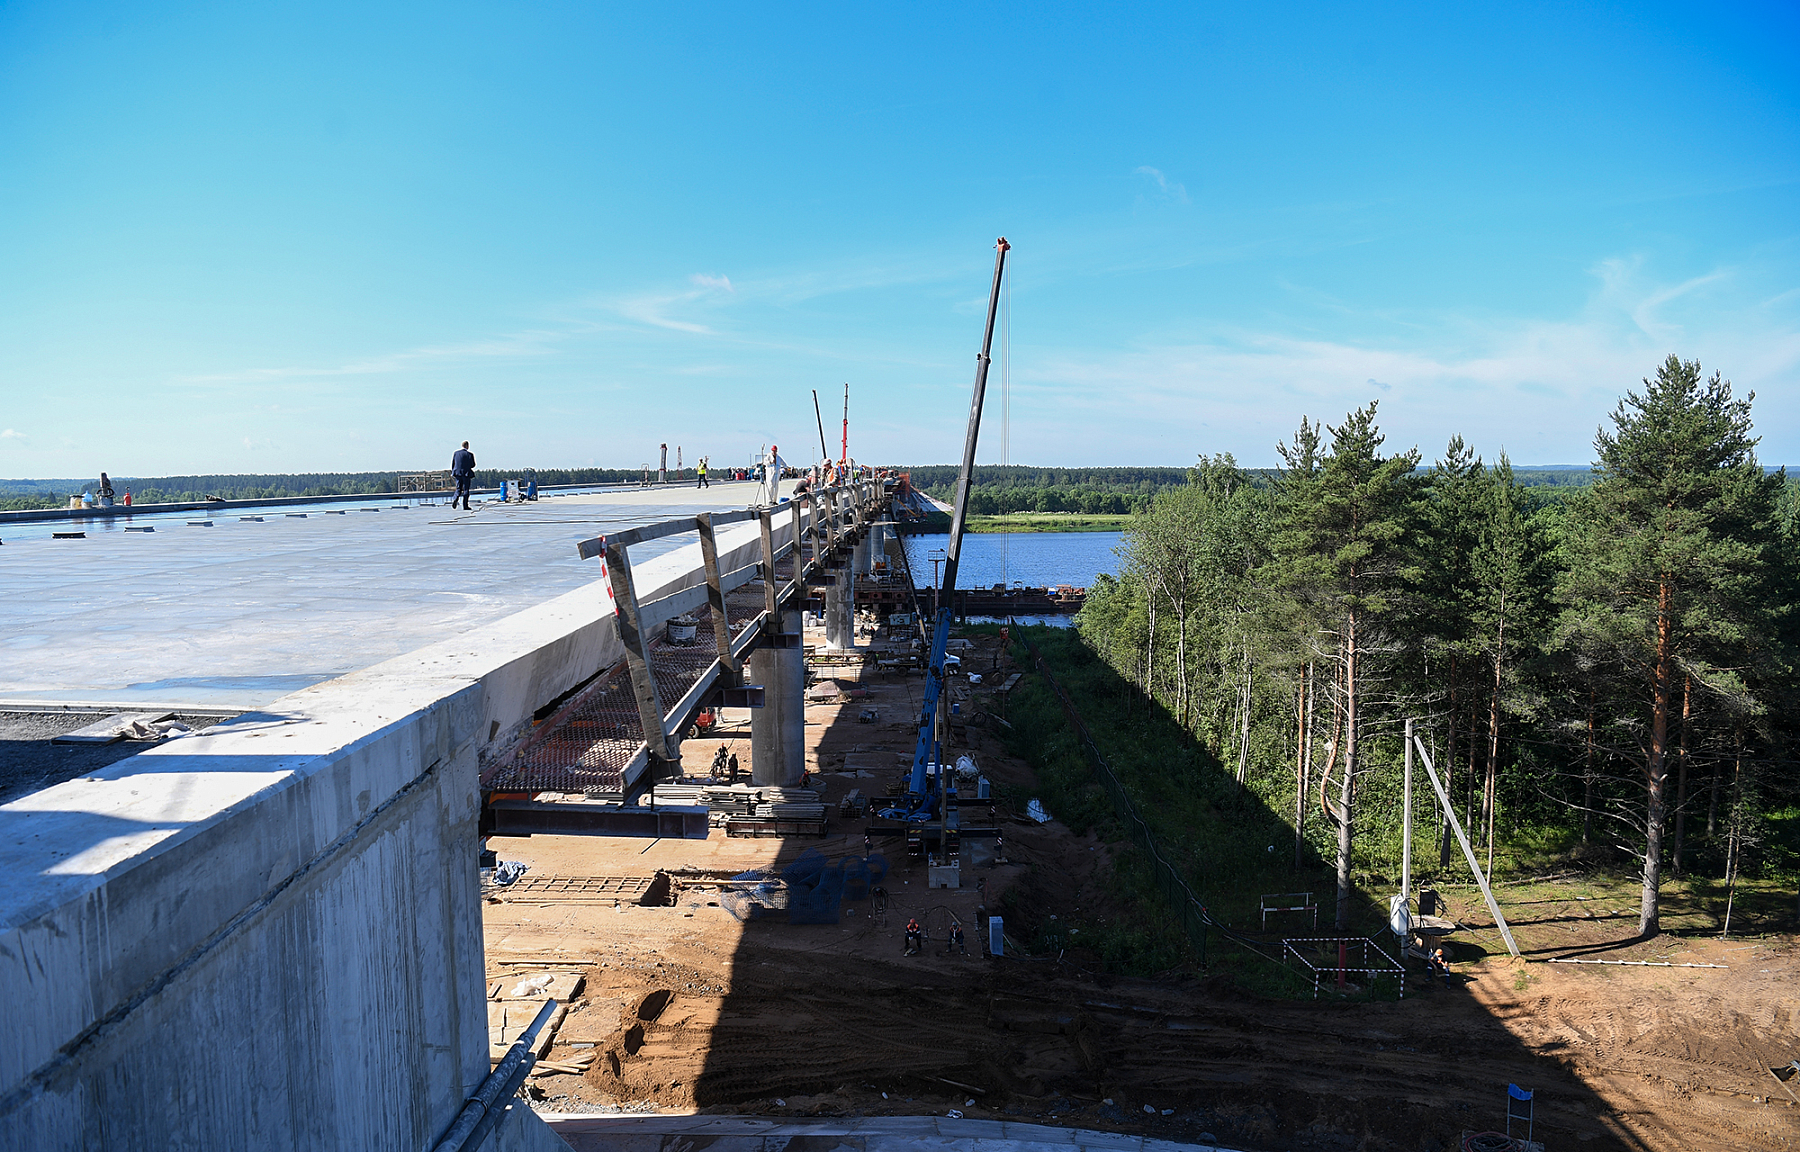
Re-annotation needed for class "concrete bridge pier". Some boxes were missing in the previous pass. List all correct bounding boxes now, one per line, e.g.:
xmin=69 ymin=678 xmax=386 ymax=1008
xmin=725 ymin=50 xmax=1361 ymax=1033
xmin=853 ymin=528 xmax=872 ymax=577
xmin=824 ymin=566 xmax=858 ymax=651
xmin=833 ymin=569 xmax=859 ymax=650
xmin=749 ymin=608 xmax=806 ymax=786
xmin=868 ymin=521 xmax=894 ymax=578
xmin=823 ymin=576 xmax=843 ymax=649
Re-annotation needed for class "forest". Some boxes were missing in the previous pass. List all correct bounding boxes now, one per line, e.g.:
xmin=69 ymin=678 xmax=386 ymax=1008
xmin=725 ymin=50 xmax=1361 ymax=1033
xmin=904 ymin=463 xmax=1598 ymax=519
xmin=0 ymin=467 xmax=648 ymax=509
xmin=907 ymin=464 xmax=1190 ymax=516
xmin=1074 ymin=357 xmax=1800 ymax=938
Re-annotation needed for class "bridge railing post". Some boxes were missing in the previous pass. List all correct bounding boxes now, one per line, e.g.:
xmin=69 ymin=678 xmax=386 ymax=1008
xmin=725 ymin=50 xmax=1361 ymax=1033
xmin=696 ymin=513 xmax=739 ymax=688
xmin=603 ymin=537 xmax=680 ymax=773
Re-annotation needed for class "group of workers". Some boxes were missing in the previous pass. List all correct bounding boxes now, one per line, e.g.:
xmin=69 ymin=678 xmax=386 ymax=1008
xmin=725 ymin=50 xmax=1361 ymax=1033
xmin=73 ymin=472 xmax=129 ymax=508
xmin=903 ymin=917 xmax=968 ymax=958
xmin=443 ymin=437 xmax=882 ymax=511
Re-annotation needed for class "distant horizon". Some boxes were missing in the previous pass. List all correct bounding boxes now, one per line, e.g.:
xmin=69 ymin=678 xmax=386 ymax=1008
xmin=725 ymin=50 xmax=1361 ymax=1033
xmin=14 ymin=461 xmax=1800 ymax=491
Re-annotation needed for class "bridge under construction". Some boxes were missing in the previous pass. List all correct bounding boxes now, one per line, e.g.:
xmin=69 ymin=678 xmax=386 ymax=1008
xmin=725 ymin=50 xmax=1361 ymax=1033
xmin=3 ymin=238 xmax=1251 ymax=1152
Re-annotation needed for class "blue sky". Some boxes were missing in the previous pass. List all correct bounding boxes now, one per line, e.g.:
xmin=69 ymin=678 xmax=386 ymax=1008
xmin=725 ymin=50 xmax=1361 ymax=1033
xmin=1 ymin=2 xmax=1796 ymax=477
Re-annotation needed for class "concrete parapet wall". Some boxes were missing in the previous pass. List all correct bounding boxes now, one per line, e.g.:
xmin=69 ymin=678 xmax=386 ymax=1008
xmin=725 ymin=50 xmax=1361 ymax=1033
xmin=0 ymin=681 xmax=494 ymax=1151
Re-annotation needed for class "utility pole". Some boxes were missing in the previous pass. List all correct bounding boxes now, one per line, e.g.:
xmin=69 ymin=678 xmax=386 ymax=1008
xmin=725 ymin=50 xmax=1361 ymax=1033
xmin=1402 ymin=717 xmax=1413 ymax=914
xmin=841 ymin=382 xmax=850 ymax=466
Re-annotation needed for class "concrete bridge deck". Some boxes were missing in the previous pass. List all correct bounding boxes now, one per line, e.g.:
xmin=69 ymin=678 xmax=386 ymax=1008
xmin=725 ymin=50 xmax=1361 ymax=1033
xmin=0 ymin=482 xmax=765 ymax=710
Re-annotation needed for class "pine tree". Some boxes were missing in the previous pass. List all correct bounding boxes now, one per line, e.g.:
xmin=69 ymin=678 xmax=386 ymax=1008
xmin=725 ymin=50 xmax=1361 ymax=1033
xmin=1414 ymin=437 xmax=1486 ymax=867
xmin=1467 ymin=453 xmax=1553 ymax=866
xmin=1269 ymin=403 xmax=1421 ymax=927
xmin=1558 ymin=356 xmax=1783 ymax=937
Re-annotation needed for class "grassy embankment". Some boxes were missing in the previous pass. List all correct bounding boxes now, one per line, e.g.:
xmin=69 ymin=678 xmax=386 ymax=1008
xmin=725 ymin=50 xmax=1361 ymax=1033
xmin=964 ymin=513 xmax=1131 ymax=533
xmin=984 ymin=623 xmax=1799 ymax=996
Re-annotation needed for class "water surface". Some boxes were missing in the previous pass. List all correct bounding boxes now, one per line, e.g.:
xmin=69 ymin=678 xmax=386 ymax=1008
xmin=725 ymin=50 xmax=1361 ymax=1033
xmin=902 ymin=531 xmax=1123 ymax=592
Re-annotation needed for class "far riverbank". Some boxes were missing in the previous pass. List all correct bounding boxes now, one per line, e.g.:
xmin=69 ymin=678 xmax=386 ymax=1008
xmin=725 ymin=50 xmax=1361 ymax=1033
xmin=963 ymin=512 xmax=1130 ymax=533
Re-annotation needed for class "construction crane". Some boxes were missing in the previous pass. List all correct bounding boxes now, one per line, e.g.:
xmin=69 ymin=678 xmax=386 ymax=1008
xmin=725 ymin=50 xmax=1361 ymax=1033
xmin=886 ymin=237 xmax=1010 ymax=821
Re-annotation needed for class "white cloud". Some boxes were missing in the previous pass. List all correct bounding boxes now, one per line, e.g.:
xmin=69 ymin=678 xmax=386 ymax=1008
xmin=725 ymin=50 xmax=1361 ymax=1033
xmin=1134 ymin=165 xmax=1190 ymax=204
xmin=178 ymin=330 xmax=566 ymax=387
xmin=615 ymin=291 xmax=715 ymax=334
xmin=1008 ymin=257 xmax=1800 ymax=465
xmin=0 ymin=428 xmax=24 ymax=441
xmin=690 ymin=273 xmax=734 ymax=292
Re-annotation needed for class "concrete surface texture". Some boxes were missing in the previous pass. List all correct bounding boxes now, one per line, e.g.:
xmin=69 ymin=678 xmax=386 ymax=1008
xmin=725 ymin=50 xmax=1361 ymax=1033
xmin=544 ymin=1115 xmax=1242 ymax=1151
xmin=0 ymin=482 xmax=764 ymax=709
xmin=0 ymin=678 xmax=493 ymax=1152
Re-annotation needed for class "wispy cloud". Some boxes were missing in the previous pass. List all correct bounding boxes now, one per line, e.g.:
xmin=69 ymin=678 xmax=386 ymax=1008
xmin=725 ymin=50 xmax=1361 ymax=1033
xmin=611 ymin=270 xmax=746 ymax=334
xmin=177 ymin=253 xmax=961 ymax=395
xmin=615 ymin=291 xmax=717 ymax=334
xmin=1592 ymin=256 xmax=1732 ymax=342
xmin=0 ymin=428 xmax=25 ymax=441
xmin=1008 ymin=257 xmax=1800 ymax=464
xmin=178 ymin=330 xmax=568 ymax=387
xmin=1134 ymin=165 xmax=1190 ymax=204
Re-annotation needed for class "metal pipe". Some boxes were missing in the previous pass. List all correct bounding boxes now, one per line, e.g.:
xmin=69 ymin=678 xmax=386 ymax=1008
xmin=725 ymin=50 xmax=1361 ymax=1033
xmin=1410 ymin=730 xmax=1520 ymax=958
xmin=1402 ymin=717 xmax=1412 ymax=914
xmin=431 ymin=998 xmax=558 ymax=1152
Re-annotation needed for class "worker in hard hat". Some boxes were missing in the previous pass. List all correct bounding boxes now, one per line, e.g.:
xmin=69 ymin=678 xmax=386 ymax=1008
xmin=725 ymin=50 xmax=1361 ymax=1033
xmin=1427 ymin=945 xmax=1453 ymax=988
xmin=904 ymin=917 xmax=923 ymax=956
xmin=946 ymin=921 xmax=966 ymax=956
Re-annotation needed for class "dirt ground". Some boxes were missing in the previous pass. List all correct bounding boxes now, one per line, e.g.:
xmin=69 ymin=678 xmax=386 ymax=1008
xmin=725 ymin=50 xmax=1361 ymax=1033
xmin=482 ymin=627 xmax=1800 ymax=1152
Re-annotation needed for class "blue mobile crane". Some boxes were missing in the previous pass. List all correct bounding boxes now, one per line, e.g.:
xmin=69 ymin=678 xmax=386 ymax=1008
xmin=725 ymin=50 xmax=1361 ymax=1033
xmin=879 ymin=238 xmax=1010 ymax=823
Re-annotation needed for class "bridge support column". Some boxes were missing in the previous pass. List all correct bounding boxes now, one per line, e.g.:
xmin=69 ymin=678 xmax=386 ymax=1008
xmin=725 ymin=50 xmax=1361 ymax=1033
xmin=869 ymin=521 xmax=893 ymax=574
xmin=749 ymin=608 xmax=805 ymax=786
xmin=853 ymin=529 xmax=872 ymax=577
xmin=841 ymin=567 xmax=858 ymax=644
xmin=824 ymin=571 xmax=852 ymax=650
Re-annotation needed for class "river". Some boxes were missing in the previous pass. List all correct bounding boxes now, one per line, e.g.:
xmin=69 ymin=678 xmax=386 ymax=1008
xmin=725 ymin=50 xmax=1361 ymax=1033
xmin=901 ymin=531 xmax=1124 ymax=625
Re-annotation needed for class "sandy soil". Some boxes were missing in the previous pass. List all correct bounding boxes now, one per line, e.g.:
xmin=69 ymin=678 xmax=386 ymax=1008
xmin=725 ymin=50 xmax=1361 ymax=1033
xmin=482 ymin=629 xmax=1800 ymax=1152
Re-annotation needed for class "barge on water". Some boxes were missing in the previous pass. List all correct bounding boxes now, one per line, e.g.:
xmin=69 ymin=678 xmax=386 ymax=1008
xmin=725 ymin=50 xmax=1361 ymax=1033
xmin=951 ymin=583 xmax=1086 ymax=616
xmin=853 ymin=578 xmax=1086 ymax=616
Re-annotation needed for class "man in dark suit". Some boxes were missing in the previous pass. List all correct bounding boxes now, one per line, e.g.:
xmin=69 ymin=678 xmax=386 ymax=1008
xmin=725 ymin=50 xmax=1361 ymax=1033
xmin=450 ymin=441 xmax=476 ymax=510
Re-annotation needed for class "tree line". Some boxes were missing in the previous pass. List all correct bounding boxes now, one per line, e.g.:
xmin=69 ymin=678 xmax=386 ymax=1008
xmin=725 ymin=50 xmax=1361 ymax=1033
xmin=0 ymin=467 xmax=655 ymax=509
xmin=1077 ymin=356 xmax=1800 ymax=936
xmin=900 ymin=463 xmax=1605 ymax=522
xmin=902 ymin=465 xmax=1189 ymax=517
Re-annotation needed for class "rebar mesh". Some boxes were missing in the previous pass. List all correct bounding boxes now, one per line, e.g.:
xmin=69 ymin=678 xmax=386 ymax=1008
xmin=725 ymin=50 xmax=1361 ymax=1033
xmin=483 ymin=581 xmax=773 ymax=794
